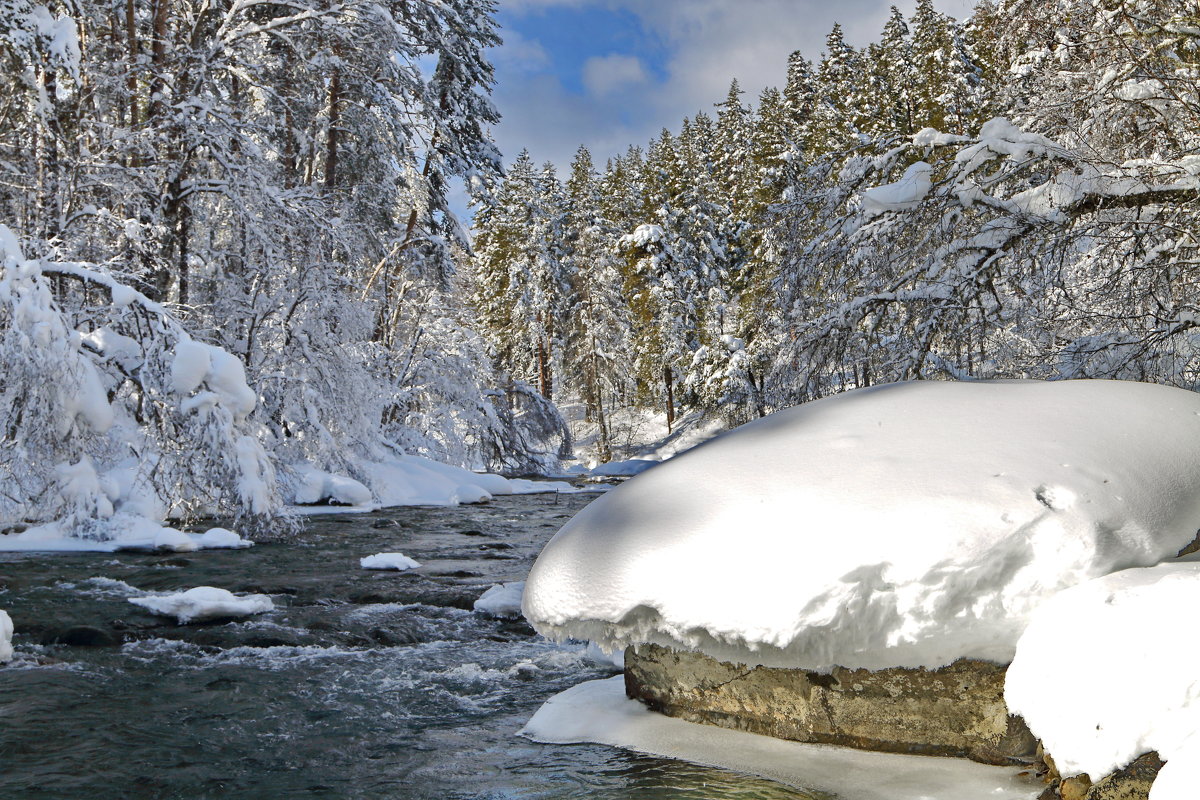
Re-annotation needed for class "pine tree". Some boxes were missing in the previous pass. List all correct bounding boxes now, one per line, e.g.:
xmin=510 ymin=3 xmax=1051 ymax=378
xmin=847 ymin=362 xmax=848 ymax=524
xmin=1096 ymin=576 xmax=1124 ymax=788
xmin=809 ymin=23 xmax=864 ymax=155
xmin=562 ymin=146 xmax=632 ymax=460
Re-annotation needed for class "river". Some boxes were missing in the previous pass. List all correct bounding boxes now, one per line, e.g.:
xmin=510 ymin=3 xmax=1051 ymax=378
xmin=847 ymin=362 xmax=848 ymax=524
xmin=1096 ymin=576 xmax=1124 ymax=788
xmin=0 ymin=493 xmax=818 ymax=799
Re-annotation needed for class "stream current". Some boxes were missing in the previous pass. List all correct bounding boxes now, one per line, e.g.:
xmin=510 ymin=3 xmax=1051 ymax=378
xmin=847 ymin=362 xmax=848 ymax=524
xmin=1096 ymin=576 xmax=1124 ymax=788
xmin=0 ymin=493 xmax=818 ymax=799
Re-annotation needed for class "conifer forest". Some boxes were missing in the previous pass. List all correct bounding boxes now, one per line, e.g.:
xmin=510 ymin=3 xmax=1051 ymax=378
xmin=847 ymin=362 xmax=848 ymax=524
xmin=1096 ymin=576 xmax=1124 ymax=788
xmin=2 ymin=0 xmax=1198 ymax=534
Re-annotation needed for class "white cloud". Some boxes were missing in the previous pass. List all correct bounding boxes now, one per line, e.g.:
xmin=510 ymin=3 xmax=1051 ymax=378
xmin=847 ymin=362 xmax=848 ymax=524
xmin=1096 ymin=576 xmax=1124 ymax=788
xmin=491 ymin=27 xmax=551 ymax=73
xmin=491 ymin=0 xmax=981 ymax=173
xmin=582 ymin=53 xmax=648 ymax=97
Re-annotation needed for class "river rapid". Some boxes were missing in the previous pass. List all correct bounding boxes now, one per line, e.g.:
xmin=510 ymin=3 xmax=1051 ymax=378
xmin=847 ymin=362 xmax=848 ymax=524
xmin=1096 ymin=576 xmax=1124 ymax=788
xmin=0 ymin=493 xmax=818 ymax=799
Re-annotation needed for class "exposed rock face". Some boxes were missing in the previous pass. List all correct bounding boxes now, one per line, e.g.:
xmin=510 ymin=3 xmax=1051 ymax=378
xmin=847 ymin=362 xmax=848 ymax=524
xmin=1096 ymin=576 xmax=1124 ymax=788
xmin=625 ymin=644 xmax=1166 ymax=798
xmin=624 ymin=643 xmax=1037 ymax=766
xmin=1042 ymin=751 xmax=1163 ymax=800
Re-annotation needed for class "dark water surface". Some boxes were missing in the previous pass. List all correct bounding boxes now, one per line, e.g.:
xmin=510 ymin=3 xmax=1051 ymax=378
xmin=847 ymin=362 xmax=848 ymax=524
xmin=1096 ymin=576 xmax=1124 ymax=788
xmin=0 ymin=494 xmax=818 ymax=799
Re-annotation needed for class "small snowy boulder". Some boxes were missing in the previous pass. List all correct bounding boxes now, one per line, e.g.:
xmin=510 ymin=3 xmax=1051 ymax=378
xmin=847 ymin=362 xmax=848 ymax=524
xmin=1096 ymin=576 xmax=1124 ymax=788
xmin=523 ymin=380 xmax=1200 ymax=671
xmin=1006 ymin=561 xmax=1200 ymax=800
xmin=0 ymin=609 xmax=13 ymax=663
xmin=474 ymin=582 xmax=525 ymax=618
xmin=196 ymin=528 xmax=252 ymax=549
xmin=360 ymin=552 xmax=421 ymax=571
xmin=129 ymin=587 xmax=273 ymax=624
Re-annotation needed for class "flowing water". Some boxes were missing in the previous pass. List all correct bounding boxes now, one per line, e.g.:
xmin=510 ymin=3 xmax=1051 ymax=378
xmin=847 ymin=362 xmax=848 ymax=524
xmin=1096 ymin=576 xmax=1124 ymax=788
xmin=0 ymin=494 xmax=819 ymax=799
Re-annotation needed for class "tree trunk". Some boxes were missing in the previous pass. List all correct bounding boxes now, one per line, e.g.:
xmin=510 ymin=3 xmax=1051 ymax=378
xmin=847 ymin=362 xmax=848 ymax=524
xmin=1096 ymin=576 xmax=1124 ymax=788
xmin=538 ymin=314 xmax=554 ymax=400
xmin=148 ymin=0 xmax=169 ymax=121
xmin=325 ymin=69 xmax=341 ymax=191
xmin=663 ymin=364 xmax=675 ymax=432
xmin=126 ymin=0 xmax=139 ymax=129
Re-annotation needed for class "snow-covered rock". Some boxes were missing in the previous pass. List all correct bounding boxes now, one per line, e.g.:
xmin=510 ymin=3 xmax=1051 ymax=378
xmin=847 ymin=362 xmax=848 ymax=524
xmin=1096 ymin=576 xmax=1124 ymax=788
xmin=0 ymin=609 xmax=13 ymax=663
xmin=292 ymin=465 xmax=374 ymax=507
xmin=1006 ymin=561 xmax=1200 ymax=800
xmin=524 ymin=380 xmax=1200 ymax=671
xmin=473 ymin=582 xmax=525 ymax=618
xmin=128 ymin=587 xmax=273 ymax=624
xmin=360 ymin=552 xmax=421 ymax=571
xmin=196 ymin=527 xmax=253 ymax=549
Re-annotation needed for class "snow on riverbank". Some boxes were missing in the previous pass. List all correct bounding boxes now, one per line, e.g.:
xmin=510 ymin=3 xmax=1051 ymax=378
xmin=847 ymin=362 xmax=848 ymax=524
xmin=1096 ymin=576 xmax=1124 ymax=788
xmin=128 ymin=587 xmax=274 ymax=624
xmin=287 ymin=455 xmax=591 ymax=513
xmin=1006 ymin=559 xmax=1200 ymax=800
xmin=0 ymin=517 xmax=253 ymax=553
xmin=524 ymin=379 xmax=1200 ymax=671
xmin=521 ymin=675 xmax=1040 ymax=800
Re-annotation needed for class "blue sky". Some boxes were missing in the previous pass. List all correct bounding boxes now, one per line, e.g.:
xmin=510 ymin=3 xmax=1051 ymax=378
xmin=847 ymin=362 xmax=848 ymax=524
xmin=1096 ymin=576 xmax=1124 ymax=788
xmin=487 ymin=0 xmax=977 ymax=172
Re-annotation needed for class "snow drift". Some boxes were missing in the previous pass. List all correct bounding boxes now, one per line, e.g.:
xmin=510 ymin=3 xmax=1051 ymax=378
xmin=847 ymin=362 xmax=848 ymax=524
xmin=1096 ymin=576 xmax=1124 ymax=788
xmin=523 ymin=380 xmax=1200 ymax=670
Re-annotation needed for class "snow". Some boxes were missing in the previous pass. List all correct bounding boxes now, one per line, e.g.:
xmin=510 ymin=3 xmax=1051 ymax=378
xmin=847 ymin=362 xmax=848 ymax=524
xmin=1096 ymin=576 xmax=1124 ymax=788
xmin=588 ymin=459 xmax=659 ymax=477
xmin=292 ymin=465 xmax=374 ymax=507
xmin=473 ymin=582 xmax=525 ymax=617
xmin=360 ymin=552 xmax=421 ymax=571
xmin=354 ymin=454 xmax=581 ymax=507
xmin=626 ymin=224 xmax=664 ymax=248
xmin=171 ymin=338 xmax=257 ymax=421
xmin=524 ymin=380 xmax=1200 ymax=671
xmin=0 ymin=610 xmax=12 ymax=664
xmin=234 ymin=435 xmax=275 ymax=515
xmin=128 ymin=586 xmax=274 ymax=624
xmin=1006 ymin=560 xmax=1200 ymax=799
xmin=862 ymin=161 xmax=933 ymax=212
xmin=196 ymin=528 xmax=252 ymax=549
xmin=520 ymin=676 xmax=1040 ymax=800
xmin=0 ymin=520 xmax=253 ymax=553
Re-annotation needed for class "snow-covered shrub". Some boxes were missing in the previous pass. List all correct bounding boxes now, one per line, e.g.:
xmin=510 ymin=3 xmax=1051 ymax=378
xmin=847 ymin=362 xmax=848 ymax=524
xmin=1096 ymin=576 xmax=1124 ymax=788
xmin=0 ymin=226 xmax=282 ymax=538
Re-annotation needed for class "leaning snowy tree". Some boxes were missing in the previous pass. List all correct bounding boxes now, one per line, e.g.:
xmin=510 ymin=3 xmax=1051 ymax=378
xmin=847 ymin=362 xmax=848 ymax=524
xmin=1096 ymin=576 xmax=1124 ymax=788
xmin=767 ymin=0 xmax=1200 ymax=405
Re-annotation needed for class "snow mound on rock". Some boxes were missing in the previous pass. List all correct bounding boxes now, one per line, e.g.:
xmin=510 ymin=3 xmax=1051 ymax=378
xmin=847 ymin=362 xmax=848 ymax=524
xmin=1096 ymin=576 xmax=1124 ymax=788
xmin=523 ymin=380 xmax=1200 ymax=670
xmin=360 ymin=552 xmax=420 ymax=571
xmin=0 ymin=610 xmax=12 ymax=663
xmin=129 ymin=587 xmax=273 ymax=624
xmin=1006 ymin=560 xmax=1200 ymax=800
xmin=292 ymin=466 xmax=374 ymax=507
xmin=474 ymin=582 xmax=524 ymax=618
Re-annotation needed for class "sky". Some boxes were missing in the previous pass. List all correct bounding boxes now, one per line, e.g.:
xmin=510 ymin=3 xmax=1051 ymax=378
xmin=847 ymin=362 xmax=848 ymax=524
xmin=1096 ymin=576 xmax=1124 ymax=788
xmin=487 ymin=0 xmax=980 ymax=174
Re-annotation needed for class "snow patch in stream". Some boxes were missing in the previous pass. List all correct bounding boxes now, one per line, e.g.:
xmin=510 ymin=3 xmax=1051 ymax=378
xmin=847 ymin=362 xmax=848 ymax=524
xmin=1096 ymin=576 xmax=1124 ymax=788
xmin=128 ymin=586 xmax=274 ymax=624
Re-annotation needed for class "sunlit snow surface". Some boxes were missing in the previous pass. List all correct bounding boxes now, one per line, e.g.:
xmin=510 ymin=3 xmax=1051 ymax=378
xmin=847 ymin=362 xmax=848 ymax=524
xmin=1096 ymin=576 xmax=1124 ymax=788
xmin=525 ymin=380 xmax=1200 ymax=670
xmin=1006 ymin=558 xmax=1200 ymax=800
xmin=521 ymin=676 xmax=1040 ymax=800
